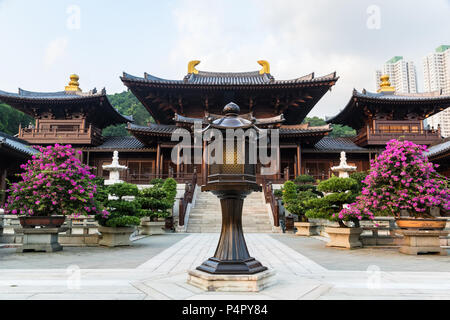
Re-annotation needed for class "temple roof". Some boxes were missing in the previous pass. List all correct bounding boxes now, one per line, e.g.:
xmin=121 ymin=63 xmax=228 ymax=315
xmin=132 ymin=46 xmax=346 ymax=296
xmin=82 ymin=136 xmax=156 ymax=151
xmin=127 ymin=122 xmax=331 ymax=144
xmin=426 ymin=138 xmax=450 ymax=159
xmin=128 ymin=123 xmax=178 ymax=137
xmin=303 ymin=137 xmax=377 ymax=153
xmin=327 ymin=89 xmax=450 ymax=130
xmin=0 ymin=87 xmax=132 ymax=129
xmin=122 ymin=70 xmax=338 ymax=87
xmin=121 ymin=63 xmax=338 ymax=125
xmin=0 ymin=131 xmax=38 ymax=157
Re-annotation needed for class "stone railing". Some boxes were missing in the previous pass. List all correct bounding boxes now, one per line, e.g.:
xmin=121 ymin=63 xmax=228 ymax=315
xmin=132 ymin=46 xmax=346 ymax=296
xmin=0 ymin=214 xmax=100 ymax=246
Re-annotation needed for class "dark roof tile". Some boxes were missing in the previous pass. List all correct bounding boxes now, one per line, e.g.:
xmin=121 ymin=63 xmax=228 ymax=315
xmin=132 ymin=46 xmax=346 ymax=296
xmin=0 ymin=131 xmax=38 ymax=155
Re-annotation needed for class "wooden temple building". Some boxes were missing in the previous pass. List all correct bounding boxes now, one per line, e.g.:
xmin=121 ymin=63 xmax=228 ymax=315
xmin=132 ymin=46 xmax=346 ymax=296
xmin=0 ymin=62 xmax=449 ymax=189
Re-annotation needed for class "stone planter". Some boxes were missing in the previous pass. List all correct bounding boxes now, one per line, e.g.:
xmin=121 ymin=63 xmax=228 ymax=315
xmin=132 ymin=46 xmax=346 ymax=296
xmin=19 ymin=215 xmax=66 ymax=228
xmin=396 ymin=229 xmax=448 ymax=255
xmin=140 ymin=220 xmax=165 ymax=235
xmin=395 ymin=218 xmax=446 ymax=230
xmin=16 ymin=216 xmax=67 ymax=253
xmin=325 ymin=227 xmax=362 ymax=249
xmin=17 ymin=227 xmax=68 ymax=253
xmin=294 ymin=222 xmax=318 ymax=236
xmin=98 ymin=225 xmax=135 ymax=247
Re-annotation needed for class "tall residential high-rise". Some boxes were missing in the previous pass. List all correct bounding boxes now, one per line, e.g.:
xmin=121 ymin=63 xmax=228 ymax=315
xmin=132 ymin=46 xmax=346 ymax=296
xmin=423 ymin=45 xmax=450 ymax=94
xmin=375 ymin=56 xmax=418 ymax=93
xmin=423 ymin=45 xmax=450 ymax=137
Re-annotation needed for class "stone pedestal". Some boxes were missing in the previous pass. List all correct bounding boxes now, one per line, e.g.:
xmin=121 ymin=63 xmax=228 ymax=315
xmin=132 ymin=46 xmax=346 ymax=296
xmin=396 ymin=229 xmax=448 ymax=255
xmin=98 ymin=226 xmax=135 ymax=247
xmin=17 ymin=227 xmax=68 ymax=253
xmin=294 ymin=222 xmax=319 ymax=236
xmin=187 ymin=269 xmax=276 ymax=292
xmin=140 ymin=220 xmax=165 ymax=235
xmin=325 ymin=227 xmax=362 ymax=249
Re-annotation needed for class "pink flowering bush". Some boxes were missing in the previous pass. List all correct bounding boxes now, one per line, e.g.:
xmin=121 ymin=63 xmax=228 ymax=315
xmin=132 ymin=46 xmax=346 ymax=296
xmin=340 ymin=139 xmax=450 ymax=219
xmin=4 ymin=144 xmax=103 ymax=217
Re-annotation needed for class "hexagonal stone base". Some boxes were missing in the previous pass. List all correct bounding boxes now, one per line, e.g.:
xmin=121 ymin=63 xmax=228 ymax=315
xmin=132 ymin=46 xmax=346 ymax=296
xmin=187 ymin=269 xmax=276 ymax=292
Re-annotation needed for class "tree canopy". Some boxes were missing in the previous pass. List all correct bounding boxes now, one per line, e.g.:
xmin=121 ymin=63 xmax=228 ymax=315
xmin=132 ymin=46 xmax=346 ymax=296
xmin=303 ymin=116 xmax=356 ymax=138
xmin=0 ymin=103 xmax=34 ymax=135
xmin=103 ymin=91 xmax=153 ymax=137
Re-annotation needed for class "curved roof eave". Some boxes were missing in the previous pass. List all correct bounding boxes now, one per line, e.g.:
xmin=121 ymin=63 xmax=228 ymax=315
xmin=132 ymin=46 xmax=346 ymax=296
xmin=0 ymin=88 xmax=132 ymax=127
xmin=121 ymin=71 xmax=339 ymax=88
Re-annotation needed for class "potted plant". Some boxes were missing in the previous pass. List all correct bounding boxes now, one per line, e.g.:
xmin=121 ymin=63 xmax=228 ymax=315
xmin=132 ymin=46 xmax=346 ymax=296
xmin=95 ymin=182 xmax=141 ymax=247
xmin=282 ymin=179 xmax=322 ymax=236
xmin=353 ymin=139 xmax=450 ymax=254
xmin=305 ymin=176 xmax=372 ymax=248
xmin=137 ymin=178 xmax=177 ymax=235
xmin=4 ymin=144 xmax=99 ymax=252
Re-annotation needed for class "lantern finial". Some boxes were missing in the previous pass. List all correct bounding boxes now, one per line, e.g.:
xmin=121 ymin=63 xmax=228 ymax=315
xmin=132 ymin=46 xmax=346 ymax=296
xmin=223 ymin=102 xmax=240 ymax=115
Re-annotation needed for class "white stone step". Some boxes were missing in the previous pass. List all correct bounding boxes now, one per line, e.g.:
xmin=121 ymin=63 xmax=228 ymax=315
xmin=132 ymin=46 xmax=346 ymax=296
xmin=186 ymin=191 xmax=274 ymax=233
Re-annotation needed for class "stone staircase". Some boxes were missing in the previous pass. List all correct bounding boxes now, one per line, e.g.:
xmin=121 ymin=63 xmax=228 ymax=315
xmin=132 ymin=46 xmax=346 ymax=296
xmin=186 ymin=191 xmax=274 ymax=233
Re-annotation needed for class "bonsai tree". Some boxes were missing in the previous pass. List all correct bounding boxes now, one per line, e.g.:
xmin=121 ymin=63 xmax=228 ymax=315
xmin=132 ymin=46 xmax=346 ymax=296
xmin=150 ymin=178 xmax=164 ymax=186
xmin=346 ymin=139 xmax=450 ymax=218
xmin=294 ymin=174 xmax=315 ymax=190
xmin=95 ymin=182 xmax=141 ymax=227
xmin=138 ymin=178 xmax=177 ymax=221
xmin=305 ymin=176 xmax=372 ymax=227
xmin=162 ymin=178 xmax=177 ymax=207
xmin=282 ymin=180 xmax=321 ymax=222
xmin=349 ymin=171 xmax=368 ymax=193
xmin=4 ymin=144 xmax=100 ymax=217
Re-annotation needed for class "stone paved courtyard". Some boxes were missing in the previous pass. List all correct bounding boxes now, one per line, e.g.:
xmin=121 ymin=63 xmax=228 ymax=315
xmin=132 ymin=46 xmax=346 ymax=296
xmin=0 ymin=233 xmax=449 ymax=300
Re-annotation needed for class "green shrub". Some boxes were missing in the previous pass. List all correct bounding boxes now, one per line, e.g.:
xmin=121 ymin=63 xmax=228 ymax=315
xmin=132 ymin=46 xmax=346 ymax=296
xmin=273 ymin=188 xmax=283 ymax=199
xmin=162 ymin=178 xmax=177 ymax=206
xmin=282 ymin=180 xmax=320 ymax=222
xmin=137 ymin=180 xmax=175 ymax=221
xmin=282 ymin=181 xmax=297 ymax=204
xmin=349 ymin=171 xmax=368 ymax=192
xmin=105 ymin=215 xmax=141 ymax=228
xmin=305 ymin=176 xmax=357 ymax=226
xmin=95 ymin=182 xmax=141 ymax=227
xmin=317 ymin=176 xmax=357 ymax=193
xmin=150 ymin=178 xmax=164 ymax=186
xmin=294 ymin=174 xmax=316 ymax=185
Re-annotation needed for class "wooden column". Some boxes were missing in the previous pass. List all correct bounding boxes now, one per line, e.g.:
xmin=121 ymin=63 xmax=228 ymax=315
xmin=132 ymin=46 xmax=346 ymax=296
xmin=0 ymin=168 xmax=7 ymax=207
xmin=296 ymin=144 xmax=301 ymax=176
xmin=276 ymin=145 xmax=281 ymax=180
xmin=176 ymin=145 xmax=181 ymax=178
xmin=294 ymin=155 xmax=298 ymax=177
xmin=156 ymin=143 xmax=161 ymax=178
xmin=160 ymin=152 xmax=164 ymax=178
xmin=202 ymin=140 xmax=207 ymax=185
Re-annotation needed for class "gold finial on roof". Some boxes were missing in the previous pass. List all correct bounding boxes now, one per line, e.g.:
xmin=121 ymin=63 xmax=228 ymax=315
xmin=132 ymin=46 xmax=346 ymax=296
xmin=257 ymin=60 xmax=270 ymax=74
xmin=188 ymin=60 xmax=200 ymax=74
xmin=377 ymin=74 xmax=395 ymax=93
xmin=65 ymin=74 xmax=81 ymax=92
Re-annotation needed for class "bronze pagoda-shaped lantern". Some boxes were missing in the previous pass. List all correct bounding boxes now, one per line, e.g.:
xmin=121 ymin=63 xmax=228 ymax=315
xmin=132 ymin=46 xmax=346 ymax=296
xmin=197 ymin=102 xmax=267 ymax=275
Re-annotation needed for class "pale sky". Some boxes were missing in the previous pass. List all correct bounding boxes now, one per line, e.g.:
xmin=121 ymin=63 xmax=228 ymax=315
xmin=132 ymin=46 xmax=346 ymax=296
xmin=0 ymin=0 xmax=449 ymax=118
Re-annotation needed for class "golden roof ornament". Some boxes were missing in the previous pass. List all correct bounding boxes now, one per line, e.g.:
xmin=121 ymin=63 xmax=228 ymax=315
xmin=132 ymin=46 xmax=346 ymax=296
xmin=188 ymin=60 xmax=200 ymax=74
xmin=377 ymin=74 xmax=395 ymax=93
xmin=65 ymin=74 xmax=81 ymax=92
xmin=257 ymin=60 xmax=270 ymax=74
